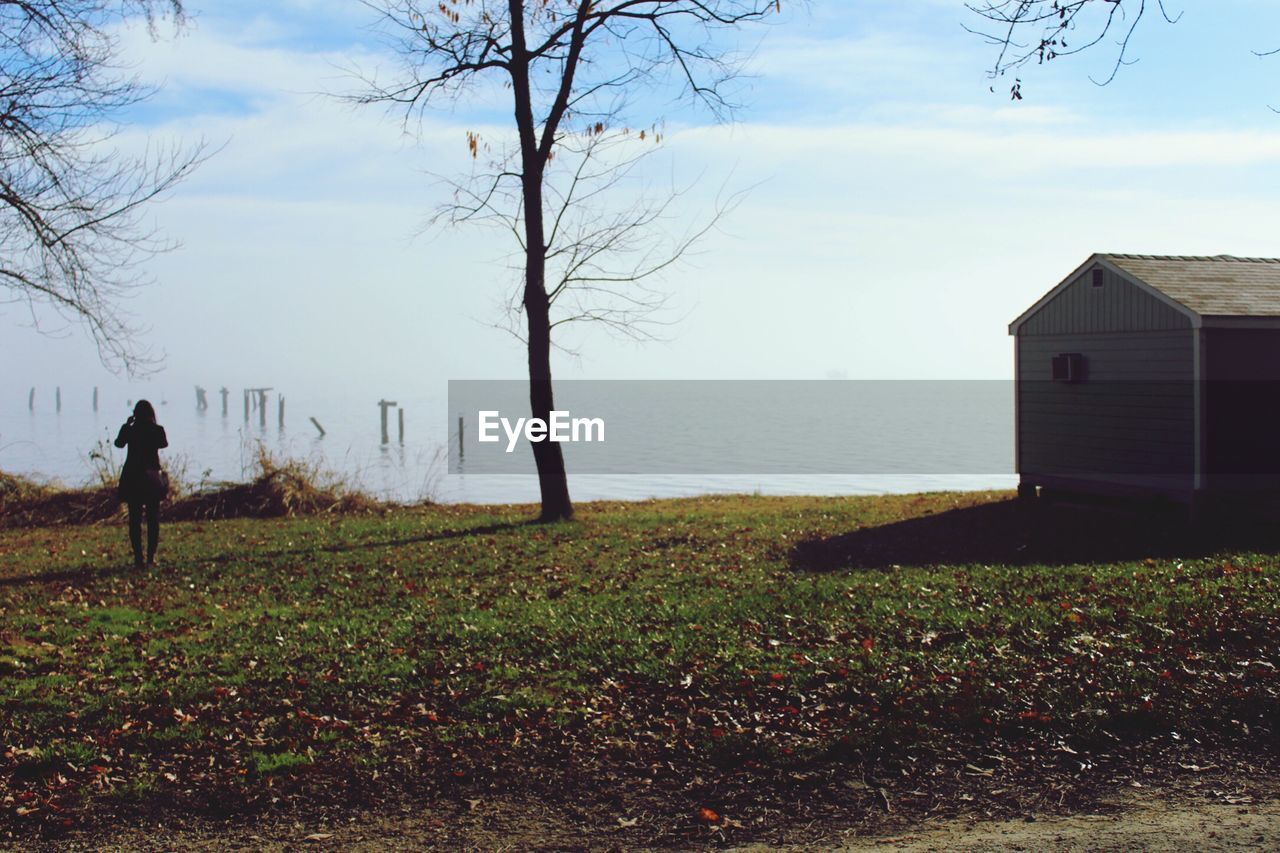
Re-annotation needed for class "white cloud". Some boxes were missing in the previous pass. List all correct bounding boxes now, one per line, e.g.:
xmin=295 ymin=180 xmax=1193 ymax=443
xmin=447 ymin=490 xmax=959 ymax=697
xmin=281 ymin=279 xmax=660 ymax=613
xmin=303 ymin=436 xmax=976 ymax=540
xmin=674 ymin=120 xmax=1280 ymax=175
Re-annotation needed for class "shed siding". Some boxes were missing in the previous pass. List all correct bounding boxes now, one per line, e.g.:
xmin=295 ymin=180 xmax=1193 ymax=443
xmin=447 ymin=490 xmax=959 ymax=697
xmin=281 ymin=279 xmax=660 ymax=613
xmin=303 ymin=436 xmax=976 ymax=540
xmin=1201 ymin=329 xmax=1280 ymax=489
xmin=1017 ymin=331 xmax=1194 ymax=492
xmin=1019 ymin=265 xmax=1190 ymax=336
xmin=1202 ymin=329 xmax=1280 ymax=381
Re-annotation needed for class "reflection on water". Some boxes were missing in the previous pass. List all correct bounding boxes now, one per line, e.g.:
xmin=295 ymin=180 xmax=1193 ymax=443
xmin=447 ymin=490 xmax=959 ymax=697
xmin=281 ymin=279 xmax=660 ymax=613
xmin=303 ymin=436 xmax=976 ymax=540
xmin=1 ymin=386 xmax=1016 ymax=504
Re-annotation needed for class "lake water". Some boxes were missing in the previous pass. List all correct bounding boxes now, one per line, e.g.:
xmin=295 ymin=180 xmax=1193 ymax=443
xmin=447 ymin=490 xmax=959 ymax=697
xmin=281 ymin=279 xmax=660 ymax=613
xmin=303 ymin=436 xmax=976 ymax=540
xmin=1 ymin=383 xmax=1018 ymax=504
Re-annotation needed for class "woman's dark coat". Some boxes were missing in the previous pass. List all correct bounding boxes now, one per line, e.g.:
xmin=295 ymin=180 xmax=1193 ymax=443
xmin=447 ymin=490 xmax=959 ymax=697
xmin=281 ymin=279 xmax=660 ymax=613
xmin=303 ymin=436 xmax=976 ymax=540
xmin=114 ymin=421 xmax=169 ymax=503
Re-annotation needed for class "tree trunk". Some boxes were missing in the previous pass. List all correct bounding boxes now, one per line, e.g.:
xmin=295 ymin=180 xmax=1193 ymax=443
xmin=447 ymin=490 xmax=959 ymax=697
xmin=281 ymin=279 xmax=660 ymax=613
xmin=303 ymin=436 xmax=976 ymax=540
xmin=509 ymin=0 xmax=574 ymax=522
xmin=526 ymin=285 xmax=574 ymax=521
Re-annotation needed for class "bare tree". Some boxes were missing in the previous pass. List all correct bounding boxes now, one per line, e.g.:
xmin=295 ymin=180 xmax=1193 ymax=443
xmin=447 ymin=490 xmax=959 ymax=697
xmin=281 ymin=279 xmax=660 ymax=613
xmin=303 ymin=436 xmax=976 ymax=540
xmin=0 ymin=0 xmax=205 ymax=372
xmin=966 ymin=0 xmax=1182 ymax=96
xmin=357 ymin=0 xmax=780 ymax=522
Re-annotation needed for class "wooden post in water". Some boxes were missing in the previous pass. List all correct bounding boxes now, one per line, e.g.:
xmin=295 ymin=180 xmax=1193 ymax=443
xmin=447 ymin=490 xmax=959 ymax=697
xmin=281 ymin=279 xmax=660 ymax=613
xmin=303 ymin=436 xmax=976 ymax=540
xmin=244 ymin=388 xmax=272 ymax=427
xmin=55 ymin=386 xmax=61 ymax=413
xmin=378 ymin=399 xmax=398 ymax=445
xmin=220 ymin=387 xmax=229 ymax=417
xmin=458 ymin=415 xmax=464 ymax=461
xmin=398 ymin=407 xmax=405 ymax=444
xmin=195 ymin=386 xmax=208 ymax=410
xmin=309 ymin=417 xmax=326 ymax=437
xmin=278 ymin=395 xmax=285 ymax=429
xmin=28 ymin=388 xmax=34 ymax=411
xmin=92 ymin=387 xmax=98 ymax=412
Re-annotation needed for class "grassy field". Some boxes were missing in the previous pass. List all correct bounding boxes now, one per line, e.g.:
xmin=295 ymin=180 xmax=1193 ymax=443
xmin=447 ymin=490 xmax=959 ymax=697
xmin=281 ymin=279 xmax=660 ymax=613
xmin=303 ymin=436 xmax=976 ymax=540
xmin=1 ymin=490 xmax=1279 ymax=844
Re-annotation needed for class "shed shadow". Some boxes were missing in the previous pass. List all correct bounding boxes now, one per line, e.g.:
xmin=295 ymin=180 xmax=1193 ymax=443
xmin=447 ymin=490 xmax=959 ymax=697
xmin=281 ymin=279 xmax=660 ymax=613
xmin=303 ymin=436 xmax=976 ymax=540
xmin=789 ymin=498 xmax=1280 ymax=571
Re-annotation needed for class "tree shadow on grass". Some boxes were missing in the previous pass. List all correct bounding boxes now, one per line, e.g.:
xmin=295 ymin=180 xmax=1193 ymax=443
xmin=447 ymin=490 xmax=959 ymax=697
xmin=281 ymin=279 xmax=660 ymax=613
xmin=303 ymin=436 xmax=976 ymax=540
xmin=790 ymin=497 xmax=1280 ymax=571
xmin=303 ymin=520 xmax=535 ymax=558
xmin=0 ymin=520 xmax=533 ymax=588
xmin=0 ymin=564 xmax=126 ymax=589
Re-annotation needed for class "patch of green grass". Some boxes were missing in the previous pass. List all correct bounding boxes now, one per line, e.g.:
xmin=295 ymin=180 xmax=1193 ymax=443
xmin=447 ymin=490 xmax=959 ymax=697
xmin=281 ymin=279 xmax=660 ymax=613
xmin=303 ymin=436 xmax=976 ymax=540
xmin=47 ymin=740 xmax=99 ymax=768
xmin=249 ymin=750 xmax=312 ymax=776
xmin=105 ymin=773 xmax=158 ymax=803
xmin=86 ymin=606 xmax=148 ymax=635
xmin=1 ymin=491 xmax=1278 ymax=830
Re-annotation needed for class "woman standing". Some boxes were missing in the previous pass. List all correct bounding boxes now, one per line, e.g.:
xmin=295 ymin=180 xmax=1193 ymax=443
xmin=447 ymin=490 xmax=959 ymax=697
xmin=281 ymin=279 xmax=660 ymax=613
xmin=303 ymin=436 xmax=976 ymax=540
xmin=115 ymin=400 xmax=169 ymax=568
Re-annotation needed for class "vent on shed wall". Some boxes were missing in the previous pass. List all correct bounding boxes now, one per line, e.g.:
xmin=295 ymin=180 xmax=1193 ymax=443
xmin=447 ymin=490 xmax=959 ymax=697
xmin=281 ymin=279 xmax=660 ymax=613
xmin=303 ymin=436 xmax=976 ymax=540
xmin=1052 ymin=352 xmax=1086 ymax=383
xmin=1091 ymin=268 xmax=1104 ymax=287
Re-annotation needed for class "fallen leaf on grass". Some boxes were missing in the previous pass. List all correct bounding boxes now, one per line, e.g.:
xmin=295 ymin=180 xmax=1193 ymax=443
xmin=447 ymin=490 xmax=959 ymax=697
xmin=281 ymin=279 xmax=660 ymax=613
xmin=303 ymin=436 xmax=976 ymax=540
xmin=697 ymin=806 xmax=720 ymax=824
xmin=617 ymin=817 xmax=638 ymax=828
xmin=304 ymin=832 xmax=333 ymax=842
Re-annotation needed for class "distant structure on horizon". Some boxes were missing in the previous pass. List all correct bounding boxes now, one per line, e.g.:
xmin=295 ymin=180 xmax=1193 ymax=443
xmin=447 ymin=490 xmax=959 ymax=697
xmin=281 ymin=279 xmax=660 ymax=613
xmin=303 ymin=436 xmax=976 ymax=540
xmin=1010 ymin=253 xmax=1280 ymax=513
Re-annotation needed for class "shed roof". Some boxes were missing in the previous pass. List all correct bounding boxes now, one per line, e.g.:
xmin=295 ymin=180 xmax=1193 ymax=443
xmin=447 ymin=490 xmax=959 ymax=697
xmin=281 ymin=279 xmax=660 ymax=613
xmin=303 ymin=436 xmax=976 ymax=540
xmin=1105 ymin=254 xmax=1280 ymax=317
xmin=1010 ymin=254 xmax=1280 ymax=335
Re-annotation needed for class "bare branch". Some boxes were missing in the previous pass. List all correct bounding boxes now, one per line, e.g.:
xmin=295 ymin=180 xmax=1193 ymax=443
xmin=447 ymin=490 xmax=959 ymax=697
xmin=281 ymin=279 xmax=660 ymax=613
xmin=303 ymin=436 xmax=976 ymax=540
xmin=0 ymin=0 xmax=206 ymax=373
xmin=966 ymin=0 xmax=1174 ymax=92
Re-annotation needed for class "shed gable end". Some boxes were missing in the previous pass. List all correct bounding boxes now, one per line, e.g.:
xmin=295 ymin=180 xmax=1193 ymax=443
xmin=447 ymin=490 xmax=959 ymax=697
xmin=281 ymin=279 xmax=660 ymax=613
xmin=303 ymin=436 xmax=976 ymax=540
xmin=1019 ymin=265 xmax=1191 ymax=336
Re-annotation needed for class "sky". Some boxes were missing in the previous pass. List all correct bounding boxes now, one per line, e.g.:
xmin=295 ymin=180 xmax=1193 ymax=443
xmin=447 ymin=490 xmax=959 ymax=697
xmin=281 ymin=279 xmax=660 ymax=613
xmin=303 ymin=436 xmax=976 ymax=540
xmin=6 ymin=0 xmax=1280 ymax=400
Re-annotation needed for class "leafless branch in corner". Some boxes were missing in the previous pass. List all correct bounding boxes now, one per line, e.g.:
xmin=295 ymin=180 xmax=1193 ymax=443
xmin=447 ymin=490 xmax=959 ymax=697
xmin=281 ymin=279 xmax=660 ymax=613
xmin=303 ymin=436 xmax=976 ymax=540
xmin=0 ymin=1 xmax=208 ymax=374
xmin=965 ymin=0 xmax=1183 ymax=92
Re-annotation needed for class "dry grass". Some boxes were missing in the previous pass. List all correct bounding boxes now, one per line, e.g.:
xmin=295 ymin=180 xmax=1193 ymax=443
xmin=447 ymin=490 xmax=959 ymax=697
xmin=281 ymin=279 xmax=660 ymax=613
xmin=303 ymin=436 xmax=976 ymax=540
xmin=0 ymin=470 xmax=119 ymax=527
xmin=0 ymin=444 xmax=385 ymax=529
xmin=0 ymin=470 xmax=52 ymax=503
xmin=170 ymin=444 xmax=380 ymax=521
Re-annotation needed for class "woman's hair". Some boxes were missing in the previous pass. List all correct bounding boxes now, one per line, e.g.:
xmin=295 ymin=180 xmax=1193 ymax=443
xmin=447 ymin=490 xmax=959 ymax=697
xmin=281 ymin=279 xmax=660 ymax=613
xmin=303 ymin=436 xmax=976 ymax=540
xmin=133 ymin=399 xmax=158 ymax=424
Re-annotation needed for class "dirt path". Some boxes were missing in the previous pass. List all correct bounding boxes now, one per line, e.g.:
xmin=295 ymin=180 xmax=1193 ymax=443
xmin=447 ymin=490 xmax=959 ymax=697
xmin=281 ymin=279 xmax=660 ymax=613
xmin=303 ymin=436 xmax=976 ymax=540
xmin=19 ymin=784 xmax=1280 ymax=851
xmin=813 ymin=793 xmax=1279 ymax=851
